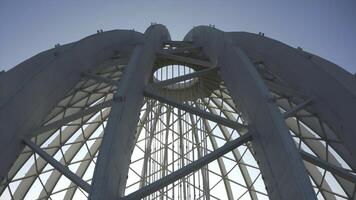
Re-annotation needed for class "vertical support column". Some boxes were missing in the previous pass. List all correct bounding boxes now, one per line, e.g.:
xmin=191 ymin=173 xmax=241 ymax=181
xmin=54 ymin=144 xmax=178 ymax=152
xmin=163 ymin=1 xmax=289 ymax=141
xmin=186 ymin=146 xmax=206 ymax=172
xmin=177 ymin=110 xmax=187 ymax=199
xmin=140 ymin=103 xmax=162 ymax=187
xmin=89 ymin=25 xmax=170 ymax=200
xmin=185 ymin=26 xmax=316 ymax=200
xmin=160 ymin=106 xmax=171 ymax=200
xmin=189 ymin=114 xmax=210 ymax=200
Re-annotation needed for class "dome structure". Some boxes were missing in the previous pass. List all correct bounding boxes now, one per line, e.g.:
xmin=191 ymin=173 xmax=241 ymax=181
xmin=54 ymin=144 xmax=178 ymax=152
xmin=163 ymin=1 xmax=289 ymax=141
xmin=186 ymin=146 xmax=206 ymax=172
xmin=0 ymin=24 xmax=355 ymax=200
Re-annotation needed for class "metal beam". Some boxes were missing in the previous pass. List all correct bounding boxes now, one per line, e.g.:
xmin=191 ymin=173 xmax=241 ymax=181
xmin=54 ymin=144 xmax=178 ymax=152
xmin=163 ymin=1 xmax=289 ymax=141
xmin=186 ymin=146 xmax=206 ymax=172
xmin=156 ymin=52 xmax=215 ymax=68
xmin=160 ymin=106 xmax=171 ymax=200
xmin=134 ymin=100 xmax=156 ymax=143
xmin=23 ymin=139 xmax=91 ymax=193
xmin=177 ymin=110 xmax=187 ymax=199
xmin=152 ymin=66 xmax=219 ymax=87
xmin=200 ymin=99 xmax=258 ymax=200
xmin=189 ymin=114 xmax=210 ymax=199
xmin=139 ymin=103 xmax=162 ymax=187
xmin=122 ymin=132 xmax=252 ymax=200
xmin=32 ymin=100 xmax=113 ymax=137
xmin=202 ymin=118 xmax=234 ymax=200
xmin=283 ymin=99 xmax=313 ymax=119
xmin=300 ymin=150 xmax=356 ymax=183
xmin=144 ymin=90 xmax=247 ymax=131
xmin=81 ymin=72 xmax=117 ymax=86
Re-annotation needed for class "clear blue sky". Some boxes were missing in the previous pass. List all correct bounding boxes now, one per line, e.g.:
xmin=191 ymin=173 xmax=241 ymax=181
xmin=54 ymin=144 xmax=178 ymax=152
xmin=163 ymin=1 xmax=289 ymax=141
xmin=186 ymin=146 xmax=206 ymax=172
xmin=1 ymin=0 xmax=355 ymax=73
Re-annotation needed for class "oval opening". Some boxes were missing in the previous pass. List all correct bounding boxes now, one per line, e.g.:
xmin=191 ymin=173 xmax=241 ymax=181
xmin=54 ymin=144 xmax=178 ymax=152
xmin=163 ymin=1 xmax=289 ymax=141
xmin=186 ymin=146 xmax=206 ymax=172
xmin=153 ymin=65 xmax=197 ymax=89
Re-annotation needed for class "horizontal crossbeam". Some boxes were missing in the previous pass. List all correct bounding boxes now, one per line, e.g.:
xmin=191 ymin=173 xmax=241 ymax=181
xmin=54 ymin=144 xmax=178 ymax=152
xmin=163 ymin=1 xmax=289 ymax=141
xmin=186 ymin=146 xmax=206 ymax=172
xmin=160 ymin=45 xmax=201 ymax=54
xmin=300 ymin=150 xmax=356 ymax=183
xmin=265 ymin=80 xmax=307 ymax=99
xmin=283 ymin=99 xmax=313 ymax=119
xmin=153 ymin=66 xmax=219 ymax=87
xmin=23 ymin=139 xmax=91 ymax=192
xmin=122 ymin=133 xmax=252 ymax=200
xmin=81 ymin=72 xmax=118 ymax=86
xmin=93 ymin=57 xmax=129 ymax=72
xmin=164 ymin=41 xmax=194 ymax=47
xmin=144 ymin=90 xmax=247 ymax=131
xmin=31 ymin=100 xmax=113 ymax=137
xmin=157 ymin=52 xmax=215 ymax=68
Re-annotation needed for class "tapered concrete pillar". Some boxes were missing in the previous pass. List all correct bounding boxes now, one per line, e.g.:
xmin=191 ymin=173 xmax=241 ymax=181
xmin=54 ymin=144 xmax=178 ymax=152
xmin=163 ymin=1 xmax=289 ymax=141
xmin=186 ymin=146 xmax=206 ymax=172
xmin=185 ymin=26 xmax=316 ymax=200
xmin=227 ymin=32 xmax=356 ymax=170
xmin=89 ymin=24 xmax=170 ymax=200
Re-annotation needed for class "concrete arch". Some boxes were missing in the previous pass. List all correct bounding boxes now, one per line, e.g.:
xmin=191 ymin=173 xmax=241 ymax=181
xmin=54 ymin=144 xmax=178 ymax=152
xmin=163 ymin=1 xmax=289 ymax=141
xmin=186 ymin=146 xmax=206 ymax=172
xmin=185 ymin=26 xmax=316 ymax=200
xmin=0 ymin=29 xmax=143 ymax=182
xmin=227 ymin=31 xmax=356 ymax=170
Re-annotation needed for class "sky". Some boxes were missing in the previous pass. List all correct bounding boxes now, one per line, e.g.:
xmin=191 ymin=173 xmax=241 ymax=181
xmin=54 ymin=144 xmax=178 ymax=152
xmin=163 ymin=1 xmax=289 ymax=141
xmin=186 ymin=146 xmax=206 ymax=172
xmin=0 ymin=0 xmax=355 ymax=73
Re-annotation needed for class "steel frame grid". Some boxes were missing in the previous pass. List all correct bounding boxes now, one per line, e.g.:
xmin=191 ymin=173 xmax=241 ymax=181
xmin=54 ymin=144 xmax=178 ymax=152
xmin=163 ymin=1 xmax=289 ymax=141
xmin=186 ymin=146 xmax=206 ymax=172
xmin=0 ymin=24 xmax=355 ymax=200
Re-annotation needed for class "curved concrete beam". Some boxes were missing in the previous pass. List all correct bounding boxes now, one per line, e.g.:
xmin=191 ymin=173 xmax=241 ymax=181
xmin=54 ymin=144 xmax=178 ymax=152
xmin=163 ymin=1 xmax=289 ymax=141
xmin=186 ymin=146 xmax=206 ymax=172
xmin=184 ymin=26 xmax=316 ymax=200
xmin=0 ymin=29 xmax=143 ymax=182
xmin=227 ymin=31 xmax=356 ymax=170
xmin=90 ymin=24 xmax=170 ymax=200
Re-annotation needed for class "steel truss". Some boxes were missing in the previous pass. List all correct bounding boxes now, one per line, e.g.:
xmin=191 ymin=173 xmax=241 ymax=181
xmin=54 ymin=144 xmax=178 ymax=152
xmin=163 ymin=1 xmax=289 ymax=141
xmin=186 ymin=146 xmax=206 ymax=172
xmin=0 ymin=25 xmax=355 ymax=200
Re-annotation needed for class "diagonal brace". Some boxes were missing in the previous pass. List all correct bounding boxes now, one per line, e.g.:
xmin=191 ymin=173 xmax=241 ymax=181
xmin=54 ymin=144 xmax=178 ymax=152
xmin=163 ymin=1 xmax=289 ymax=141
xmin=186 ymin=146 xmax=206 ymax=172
xmin=23 ymin=139 xmax=91 ymax=192
xmin=300 ymin=150 xmax=356 ymax=183
xmin=265 ymin=80 xmax=307 ymax=99
xmin=283 ymin=98 xmax=313 ymax=119
xmin=121 ymin=133 xmax=252 ymax=200
xmin=31 ymin=100 xmax=113 ymax=137
xmin=81 ymin=72 xmax=118 ymax=86
xmin=144 ymin=90 xmax=247 ymax=131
